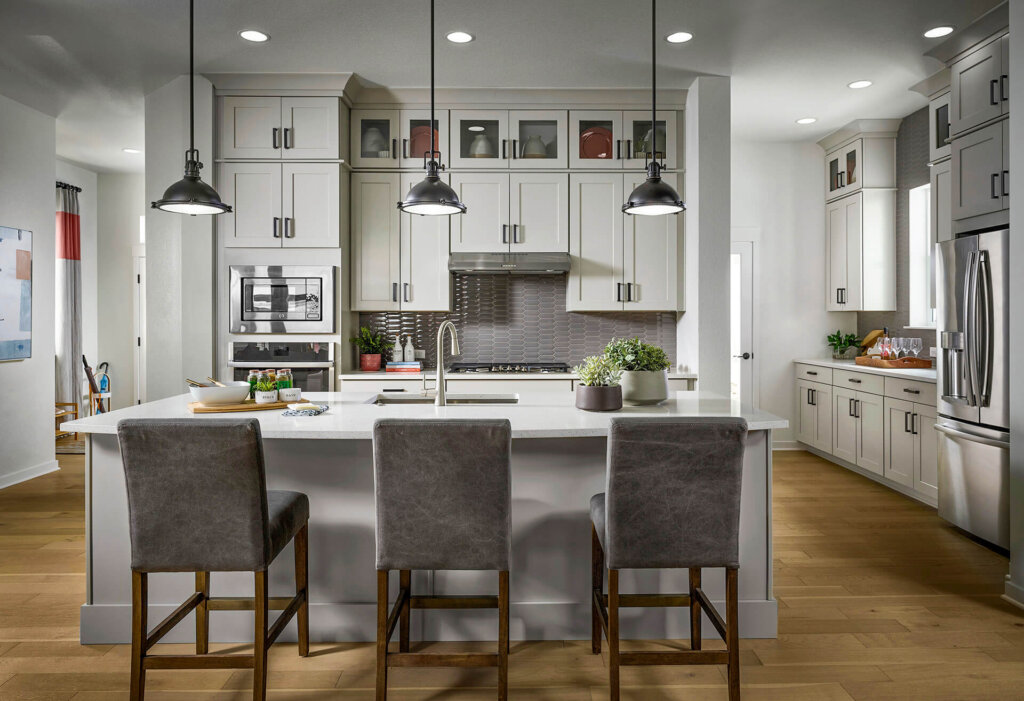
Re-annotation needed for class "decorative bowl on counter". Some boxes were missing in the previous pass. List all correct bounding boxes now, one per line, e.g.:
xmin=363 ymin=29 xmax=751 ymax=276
xmin=188 ymin=382 xmax=251 ymax=406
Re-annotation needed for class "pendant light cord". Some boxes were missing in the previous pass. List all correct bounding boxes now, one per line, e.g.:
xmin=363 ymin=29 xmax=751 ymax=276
xmin=189 ymin=0 xmax=195 ymax=155
xmin=651 ymin=0 xmax=656 ymax=151
xmin=430 ymin=0 xmax=436 ymax=161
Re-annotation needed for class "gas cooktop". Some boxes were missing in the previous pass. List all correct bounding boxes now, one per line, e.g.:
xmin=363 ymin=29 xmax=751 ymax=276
xmin=448 ymin=362 xmax=572 ymax=374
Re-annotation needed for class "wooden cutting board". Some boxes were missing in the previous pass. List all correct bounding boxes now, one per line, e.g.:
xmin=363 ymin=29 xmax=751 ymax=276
xmin=187 ymin=399 xmax=291 ymax=414
xmin=855 ymin=356 xmax=933 ymax=369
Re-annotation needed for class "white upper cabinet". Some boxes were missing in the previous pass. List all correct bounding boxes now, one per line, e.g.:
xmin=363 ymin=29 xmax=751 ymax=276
xmin=569 ymin=111 xmax=623 ymax=169
xmin=221 ymin=97 xmax=338 ymax=159
xmin=351 ymin=172 xmax=401 ymax=311
xmin=950 ymin=35 xmax=1007 ymax=136
xmin=567 ymin=173 xmax=624 ymax=311
xmin=929 ymin=91 xmax=952 ymax=163
xmin=951 ymin=120 xmax=1006 ymax=220
xmin=621 ymin=110 xmax=678 ymax=170
xmin=282 ymin=163 xmax=340 ymax=248
xmin=450 ymin=172 xmax=510 ymax=253
xmin=218 ymin=162 xmax=283 ymax=247
xmin=509 ymin=110 xmax=568 ymax=169
xmin=623 ymin=172 xmax=681 ymax=310
xmin=399 ymin=173 xmax=451 ymax=311
xmin=351 ymin=110 xmax=400 ymax=168
xmin=398 ymin=110 xmax=449 ymax=170
xmin=509 ymin=173 xmax=569 ymax=253
xmin=825 ymin=190 xmax=895 ymax=312
xmin=824 ymin=139 xmax=862 ymax=200
xmin=930 ymin=159 xmax=953 ymax=246
xmin=450 ymin=110 xmax=510 ymax=169
xmin=823 ymin=134 xmax=895 ymax=202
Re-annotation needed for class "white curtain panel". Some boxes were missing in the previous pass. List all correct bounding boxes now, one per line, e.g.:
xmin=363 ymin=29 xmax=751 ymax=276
xmin=55 ymin=185 xmax=82 ymax=408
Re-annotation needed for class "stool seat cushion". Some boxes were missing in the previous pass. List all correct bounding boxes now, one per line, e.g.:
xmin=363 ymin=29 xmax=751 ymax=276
xmin=267 ymin=490 xmax=310 ymax=565
xmin=590 ymin=492 xmax=607 ymax=552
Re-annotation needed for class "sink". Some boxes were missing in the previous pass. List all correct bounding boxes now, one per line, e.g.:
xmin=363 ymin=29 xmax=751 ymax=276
xmin=367 ymin=393 xmax=519 ymax=406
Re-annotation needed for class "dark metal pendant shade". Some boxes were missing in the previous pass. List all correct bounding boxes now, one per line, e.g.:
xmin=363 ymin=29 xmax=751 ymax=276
xmin=152 ymin=0 xmax=231 ymax=216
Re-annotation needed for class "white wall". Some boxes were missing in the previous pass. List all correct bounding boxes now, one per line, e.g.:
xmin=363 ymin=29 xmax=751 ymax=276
xmin=0 ymin=94 xmax=58 ymax=486
xmin=97 ymin=173 xmax=145 ymax=409
xmin=731 ymin=140 xmax=857 ymax=446
xmin=55 ymin=160 xmax=98 ymax=375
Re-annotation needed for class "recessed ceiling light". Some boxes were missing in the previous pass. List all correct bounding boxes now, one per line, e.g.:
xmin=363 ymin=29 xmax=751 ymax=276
xmin=848 ymin=80 xmax=873 ymax=89
xmin=924 ymin=26 xmax=954 ymax=38
xmin=795 ymin=118 xmax=817 ymax=125
xmin=239 ymin=29 xmax=270 ymax=43
xmin=665 ymin=31 xmax=693 ymax=43
xmin=446 ymin=31 xmax=473 ymax=43
xmin=122 ymin=147 xmax=142 ymax=154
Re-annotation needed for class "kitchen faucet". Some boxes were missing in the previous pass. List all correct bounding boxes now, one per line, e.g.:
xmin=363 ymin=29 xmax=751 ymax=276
xmin=431 ymin=321 xmax=460 ymax=406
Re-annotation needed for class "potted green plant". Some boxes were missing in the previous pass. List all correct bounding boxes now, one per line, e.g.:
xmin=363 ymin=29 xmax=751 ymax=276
xmin=573 ymin=355 xmax=624 ymax=412
xmin=350 ymin=326 xmax=394 ymax=372
xmin=827 ymin=330 xmax=861 ymax=360
xmin=605 ymin=337 xmax=672 ymax=405
xmin=253 ymin=377 xmax=279 ymax=405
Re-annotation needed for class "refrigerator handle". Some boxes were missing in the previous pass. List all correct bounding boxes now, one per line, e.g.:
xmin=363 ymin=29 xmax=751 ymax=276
xmin=964 ymin=250 xmax=979 ymax=407
xmin=935 ymin=422 xmax=1008 ymax=449
xmin=976 ymin=250 xmax=992 ymax=407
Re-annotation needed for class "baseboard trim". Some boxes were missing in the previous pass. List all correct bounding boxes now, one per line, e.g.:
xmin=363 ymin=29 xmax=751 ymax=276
xmin=771 ymin=440 xmax=800 ymax=451
xmin=799 ymin=444 xmax=937 ymax=508
xmin=1003 ymin=579 xmax=1024 ymax=610
xmin=0 ymin=459 xmax=59 ymax=490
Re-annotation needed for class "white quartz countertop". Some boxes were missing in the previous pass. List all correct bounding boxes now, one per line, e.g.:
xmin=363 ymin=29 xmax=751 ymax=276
xmin=338 ymin=371 xmax=699 ymax=381
xmin=794 ymin=358 xmax=937 ymax=383
xmin=63 ymin=391 xmax=784 ymax=439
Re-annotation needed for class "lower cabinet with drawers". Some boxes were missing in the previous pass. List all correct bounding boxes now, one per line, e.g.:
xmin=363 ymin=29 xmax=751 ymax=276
xmin=795 ymin=362 xmax=938 ymax=505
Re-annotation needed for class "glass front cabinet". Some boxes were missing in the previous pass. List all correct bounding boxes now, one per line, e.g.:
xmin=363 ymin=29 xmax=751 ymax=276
xmin=569 ymin=110 xmax=678 ymax=170
xmin=398 ymin=109 xmax=449 ymax=170
xmin=825 ymin=139 xmax=862 ymax=201
xmin=351 ymin=110 xmax=399 ymax=168
xmin=509 ymin=110 xmax=567 ymax=169
xmin=449 ymin=110 xmax=510 ymax=169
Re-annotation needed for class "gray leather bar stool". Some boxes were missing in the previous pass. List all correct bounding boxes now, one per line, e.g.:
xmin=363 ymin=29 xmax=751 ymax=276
xmin=590 ymin=417 xmax=748 ymax=701
xmin=116 ymin=418 xmax=310 ymax=701
xmin=372 ymin=419 xmax=512 ymax=701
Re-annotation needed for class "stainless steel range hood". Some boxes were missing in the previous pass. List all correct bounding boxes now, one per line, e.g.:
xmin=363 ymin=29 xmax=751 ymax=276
xmin=448 ymin=252 xmax=571 ymax=274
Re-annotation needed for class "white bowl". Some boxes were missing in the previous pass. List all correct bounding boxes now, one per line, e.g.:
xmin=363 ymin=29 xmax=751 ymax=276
xmin=188 ymin=382 xmax=251 ymax=406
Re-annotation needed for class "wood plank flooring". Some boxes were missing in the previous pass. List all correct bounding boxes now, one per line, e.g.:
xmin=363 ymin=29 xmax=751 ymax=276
xmin=0 ymin=449 xmax=1020 ymax=699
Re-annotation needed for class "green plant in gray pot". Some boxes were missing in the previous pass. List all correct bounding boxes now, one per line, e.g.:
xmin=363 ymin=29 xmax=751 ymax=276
xmin=827 ymin=330 xmax=861 ymax=360
xmin=605 ymin=337 xmax=671 ymax=405
xmin=573 ymin=355 xmax=623 ymax=412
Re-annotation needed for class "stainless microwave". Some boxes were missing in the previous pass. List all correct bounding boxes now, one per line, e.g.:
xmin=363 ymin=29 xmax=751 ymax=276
xmin=229 ymin=265 xmax=335 ymax=333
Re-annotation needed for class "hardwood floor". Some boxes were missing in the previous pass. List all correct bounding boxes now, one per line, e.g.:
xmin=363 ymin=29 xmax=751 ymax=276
xmin=0 ymin=450 xmax=1020 ymax=699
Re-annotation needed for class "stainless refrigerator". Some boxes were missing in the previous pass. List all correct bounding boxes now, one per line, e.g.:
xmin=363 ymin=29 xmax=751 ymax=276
xmin=936 ymin=229 xmax=1009 ymax=549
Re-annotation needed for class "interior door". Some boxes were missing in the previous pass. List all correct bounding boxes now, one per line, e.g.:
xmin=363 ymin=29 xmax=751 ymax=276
xmin=218 ymin=163 xmax=282 ymax=248
xmin=567 ymin=173 xmax=623 ymax=311
xmin=282 ymin=163 xmax=339 ymax=248
xmin=509 ymin=173 xmax=569 ymax=253
xmin=220 ymin=97 xmax=281 ymax=159
xmin=855 ymin=391 xmax=884 ymax=475
xmin=950 ymin=39 xmax=1002 ymax=135
xmin=400 ymin=173 xmax=451 ymax=312
xmin=450 ymin=172 xmax=510 ymax=253
xmin=281 ymin=97 xmax=339 ymax=159
xmin=825 ymin=198 xmax=847 ymax=310
xmin=833 ymin=386 xmax=859 ymax=464
xmin=399 ymin=109 xmax=449 ymax=169
xmin=569 ymin=110 xmax=623 ymax=169
xmin=884 ymin=397 xmax=915 ymax=487
xmin=951 ymin=122 xmax=1003 ymax=220
xmin=449 ymin=109 xmax=509 ymax=169
xmin=914 ymin=404 xmax=939 ymax=499
xmin=351 ymin=172 xmax=401 ymax=311
xmin=623 ymin=172 xmax=680 ymax=310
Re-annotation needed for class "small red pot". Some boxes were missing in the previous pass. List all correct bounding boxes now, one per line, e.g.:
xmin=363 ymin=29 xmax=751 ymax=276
xmin=360 ymin=353 xmax=382 ymax=372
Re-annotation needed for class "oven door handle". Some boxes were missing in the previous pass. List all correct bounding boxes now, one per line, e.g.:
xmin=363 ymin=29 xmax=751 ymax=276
xmin=227 ymin=361 xmax=335 ymax=368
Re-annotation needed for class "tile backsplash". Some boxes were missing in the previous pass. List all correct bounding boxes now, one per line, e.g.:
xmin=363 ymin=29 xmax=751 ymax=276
xmin=359 ymin=274 xmax=677 ymax=368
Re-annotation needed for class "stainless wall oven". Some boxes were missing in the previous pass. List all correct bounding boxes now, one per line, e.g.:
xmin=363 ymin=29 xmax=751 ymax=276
xmin=227 ymin=342 xmax=335 ymax=392
xmin=229 ymin=265 xmax=335 ymax=334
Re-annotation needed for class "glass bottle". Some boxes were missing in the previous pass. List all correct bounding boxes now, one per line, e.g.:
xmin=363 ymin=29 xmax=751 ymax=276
xmin=247 ymin=370 xmax=259 ymax=399
xmin=276 ymin=369 xmax=293 ymax=390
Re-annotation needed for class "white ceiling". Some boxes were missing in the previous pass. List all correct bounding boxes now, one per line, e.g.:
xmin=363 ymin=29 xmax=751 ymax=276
xmin=0 ymin=0 xmax=1002 ymax=174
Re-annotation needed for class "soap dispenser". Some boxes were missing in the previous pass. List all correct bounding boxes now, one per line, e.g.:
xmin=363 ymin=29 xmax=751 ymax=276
xmin=403 ymin=336 xmax=416 ymax=363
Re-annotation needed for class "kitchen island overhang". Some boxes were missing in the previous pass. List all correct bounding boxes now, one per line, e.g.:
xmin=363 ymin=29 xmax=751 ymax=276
xmin=65 ymin=391 xmax=786 ymax=644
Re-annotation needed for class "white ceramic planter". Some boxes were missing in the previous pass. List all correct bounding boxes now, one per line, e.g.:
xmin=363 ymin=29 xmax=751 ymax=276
xmin=279 ymin=387 xmax=302 ymax=403
xmin=620 ymin=370 xmax=669 ymax=406
xmin=255 ymin=389 xmax=279 ymax=404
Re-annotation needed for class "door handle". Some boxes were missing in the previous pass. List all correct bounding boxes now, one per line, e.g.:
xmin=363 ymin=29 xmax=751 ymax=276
xmin=501 ymin=139 xmax=507 ymax=159
xmin=512 ymin=224 xmax=520 ymax=244
xmin=402 ymin=138 xmax=408 ymax=159
xmin=1002 ymin=170 xmax=1009 ymax=197
xmin=626 ymin=282 xmax=634 ymax=302
xmin=806 ymin=388 xmax=813 ymax=406
xmin=911 ymin=413 xmax=918 ymax=435
xmin=392 ymin=283 xmax=398 ymax=302
xmin=977 ymin=249 xmax=992 ymax=406
xmin=511 ymin=139 xmax=518 ymax=159
xmin=1001 ymin=75 xmax=1009 ymax=102
xmin=904 ymin=411 xmax=911 ymax=433
xmin=616 ymin=140 xmax=621 ymax=160
xmin=403 ymin=282 xmax=410 ymax=303
xmin=284 ymin=127 xmax=292 ymax=149
xmin=902 ymin=387 xmax=920 ymax=395
xmin=391 ymin=138 xmax=398 ymax=159
xmin=842 ymin=288 xmax=846 ymax=304
xmin=990 ymin=79 xmax=1000 ymax=106
xmin=284 ymin=217 xmax=293 ymax=238
xmin=273 ymin=217 xmax=281 ymax=238
xmin=272 ymin=127 xmax=280 ymax=149
xmin=992 ymin=173 xmax=1001 ymax=199
xmin=733 ymin=352 xmax=752 ymax=360
xmin=502 ymin=224 xmax=509 ymax=244
xmin=934 ymin=422 xmax=1009 ymax=448
xmin=616 ymin=282 xmax=624 ymax=302
xmin=849 ymin=398 xmax=856 ymax=417
xmin=848 ymin=378 xmax=861 ymax=384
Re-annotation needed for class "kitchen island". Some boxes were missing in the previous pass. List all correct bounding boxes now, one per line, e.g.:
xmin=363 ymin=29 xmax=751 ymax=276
xmin=64 ymin=391 xmax=786 ymax=644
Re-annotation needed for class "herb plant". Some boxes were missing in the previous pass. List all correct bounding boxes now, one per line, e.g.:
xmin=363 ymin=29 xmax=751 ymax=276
xmin=349 ymin=326 xmax=395 ymax=356
xmin=255 ymin=378 xmax=278 ymax=393
xmin=604 ymin=337 xmax=671 ymax=372
xmin=826 ymin=330 xmax=861 ymax=353
xmin=573 ymin=355 xmax=623 ymax=387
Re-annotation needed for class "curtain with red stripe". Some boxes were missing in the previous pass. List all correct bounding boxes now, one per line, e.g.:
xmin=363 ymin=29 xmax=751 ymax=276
xmin=55 ymin=184 xmax=82 ymax=409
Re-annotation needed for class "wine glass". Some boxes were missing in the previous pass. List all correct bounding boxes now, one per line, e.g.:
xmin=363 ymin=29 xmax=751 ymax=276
xmin=910 ymin=338 xmax=923 ymax=358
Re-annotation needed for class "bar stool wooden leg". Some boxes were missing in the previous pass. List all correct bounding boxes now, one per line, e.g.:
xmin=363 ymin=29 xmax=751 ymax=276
xmin=498 ymin=570 xmax=509 ymax=701
xmin=399 ymin=570 xmax=411 ymax=653
xmin=376 ymin=570 xmax=389 ymax=701
xmin=130 ymin=571 xmax=147 ymax=701
xmin=253 ymin=571 xmax=269 ymax=701
xmin=591 ymin=525 xmax=603 ymax=654
xmin=195 ymin=572 xmax=209 ymax=655
xmin=608 ymin=568 xmax=620 ymax=701
xmin=726 ymin=567 xmax=740 ymax=701
xmin=689 ymin=567 xmax=702 ymax=651
xmin=295 ymin=524 xmax=309 ymax=657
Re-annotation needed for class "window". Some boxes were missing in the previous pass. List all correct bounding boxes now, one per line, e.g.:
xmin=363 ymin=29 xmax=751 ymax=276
xmin=908 ymin=183 xmax=935 ymax=327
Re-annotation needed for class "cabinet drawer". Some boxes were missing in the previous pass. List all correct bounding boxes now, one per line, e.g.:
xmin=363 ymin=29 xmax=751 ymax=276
xmin=834 ymin=369 xmax=884 ymax=396
xmin=795 ymin=364 xmax=832 ymax=384
xmin=884 ymin=377 xmax=936 ymax=405
xmin=339 ymin=379 xmax=425 ymax=394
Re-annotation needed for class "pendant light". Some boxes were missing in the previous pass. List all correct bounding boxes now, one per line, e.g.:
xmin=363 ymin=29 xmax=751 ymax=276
xmin=398 ymin=0 xmax=466 ymax=216
xmin=622 ymin=0 xmax=684 ymax=216
xmin=152 ymin=0 xmax=232 ymax=216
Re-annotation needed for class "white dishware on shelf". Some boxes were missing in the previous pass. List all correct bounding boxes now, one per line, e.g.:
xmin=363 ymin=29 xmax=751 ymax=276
xmin=362 ymin=127 xmax=387 ymax=153
xmin=469 ymin=133 xmax=495 ymax=158
xmin=521 ymin=134 xmax=548 ymax=158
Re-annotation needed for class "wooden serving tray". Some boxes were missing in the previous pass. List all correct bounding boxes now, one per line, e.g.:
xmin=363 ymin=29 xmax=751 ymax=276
xmin=855 ymin=356 xmax=933 ymax=369
xmin=187 ymin=398 xmax=291 ymax=414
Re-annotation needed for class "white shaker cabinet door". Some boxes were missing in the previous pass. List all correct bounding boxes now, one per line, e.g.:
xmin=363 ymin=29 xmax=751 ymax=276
xmin=351 ymin=172 xmax=401 ymax=311
xmin=623 ymin=172 xmax=681 ymax=311
xmin=218 ymin=163 xmax=282 ymax=248
xmin=450 ymin=172 xmax=510 ymax=253
xmin=509 ymin=173 xmax=569 ymax=253
xmin=825 ymin=197 xmax=847 ymax=310
xmin=400 ymin=173 xmax=451 ymax=312
xmin=914 ymin=404 xmax=939 ymax=500
xmin=832 ymin=386 xmax=859 ymax=465
xmin=884 ymin=397 xmax=915 ymax=488
xmin=281 ymin=97 xmax=339 ymax=159
xmin=951 ymin=122 xmax=1003 ymax=221
xmin=813 ymin=384 xmax=833 ymax=453
xmin=856 ymin=391 xmax=885 ymax=476
xmin=220 ymin=97 xmax=282 ymax=159
xmin=567 ymin=173 xmax=624 ymax=311
xmin=950 ymin=39 xmax=1002 ymax=135
xmin=282 ymin=163 xmax=339 ymax=248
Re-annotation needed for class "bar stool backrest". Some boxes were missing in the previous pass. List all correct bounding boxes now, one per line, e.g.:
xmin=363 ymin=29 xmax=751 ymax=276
xmin=116 ymin=418 xmax=272 ymax=572
xmin=605 ymin=417 xmax=747 ymax=570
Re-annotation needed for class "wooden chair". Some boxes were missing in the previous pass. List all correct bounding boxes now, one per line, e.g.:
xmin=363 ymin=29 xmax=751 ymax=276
xmin=55 ymin=402 xmax=79 ymax=441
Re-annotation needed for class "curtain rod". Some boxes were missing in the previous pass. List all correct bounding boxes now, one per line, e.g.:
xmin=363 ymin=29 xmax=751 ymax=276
xmin=56 ymin=181 xmax=82 ymax=193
